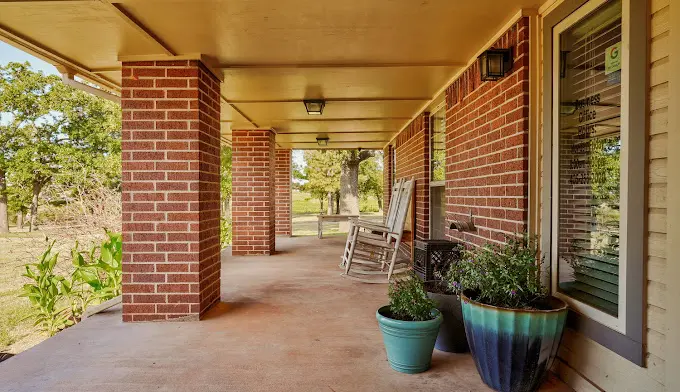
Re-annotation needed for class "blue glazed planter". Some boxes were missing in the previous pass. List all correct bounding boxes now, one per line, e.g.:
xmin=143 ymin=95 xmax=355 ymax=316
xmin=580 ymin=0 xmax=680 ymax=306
xmin=461 ymin=294 xmax=568 ymax=392
xmin=376 ymin=306 xmax=443 ymax=374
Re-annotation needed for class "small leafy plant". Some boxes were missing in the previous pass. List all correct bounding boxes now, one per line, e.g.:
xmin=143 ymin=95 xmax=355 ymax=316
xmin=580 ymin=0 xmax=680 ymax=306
xmin=388 ymin=273 xmax=437 ymax=321
xmin=20 ymin=242 xmax=75 ymax=336
xmin=444 ymin=235 xmax=548 ymax=310
xmin=20 ymin=232 xmax=123 ymax=337
xmin=72 ymin=231 xmax=122 ymax=302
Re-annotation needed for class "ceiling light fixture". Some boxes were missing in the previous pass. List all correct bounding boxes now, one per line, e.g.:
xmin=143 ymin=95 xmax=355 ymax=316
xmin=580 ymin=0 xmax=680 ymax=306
xmin=304 ymin=99 xmax=325 ymax=115
xmin=316 ymin=136 xmax=329 ymax=147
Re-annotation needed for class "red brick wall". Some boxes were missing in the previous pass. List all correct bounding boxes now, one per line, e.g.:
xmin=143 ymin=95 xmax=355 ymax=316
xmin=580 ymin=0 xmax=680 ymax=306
xmin=121 ymin=60 xmax=221 ymax=322
xmin=394 ymin=113 xmax=430 ymax=240
xmin=275 ymin=149 xmax=292 ymax=236
xmin=383 ymin=145 xmax=393 ymax=222
xmin=445 ymin=17 xmax=530 ymax=246
xmin=232 ymin=129 xmax=276 ymax=255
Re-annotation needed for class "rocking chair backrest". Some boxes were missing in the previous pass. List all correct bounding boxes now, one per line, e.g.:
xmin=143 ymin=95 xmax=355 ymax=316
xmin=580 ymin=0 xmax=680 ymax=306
xmin=384 ymin=178 xmax=404 ymax=231
xmin=391 ymin=178 xmax=415 ymax=238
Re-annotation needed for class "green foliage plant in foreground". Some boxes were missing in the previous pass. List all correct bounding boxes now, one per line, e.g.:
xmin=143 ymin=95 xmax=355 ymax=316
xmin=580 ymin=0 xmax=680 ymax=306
xmin=388 ymin=273 xmax=437 ymax=321
xmin=444 ymin=234 xmax=548 ymax=310
xmin=20 ymin=232 xmax=122 ymax=336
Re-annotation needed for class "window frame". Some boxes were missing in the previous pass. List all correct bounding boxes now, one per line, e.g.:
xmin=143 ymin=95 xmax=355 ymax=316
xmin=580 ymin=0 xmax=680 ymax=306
xmin=541 ymin=0 xmax=647 ymax=365
xmin=429 ymin=104 xmax=447 ymax=187
xmin=429 ymin=105 xmax=446 ymax=239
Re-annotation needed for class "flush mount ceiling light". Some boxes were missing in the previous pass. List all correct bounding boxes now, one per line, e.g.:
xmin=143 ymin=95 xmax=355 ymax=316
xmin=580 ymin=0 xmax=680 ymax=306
xmin=478 ymin=48 xmax=513 ymax=81
xmin=304 ymin=99 xmax=325 ymax=115
xmin=316 ymin=136 xmax=329 ymax=147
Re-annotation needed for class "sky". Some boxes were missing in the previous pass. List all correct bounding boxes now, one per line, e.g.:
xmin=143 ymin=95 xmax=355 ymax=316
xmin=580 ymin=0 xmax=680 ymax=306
xmin=0 ymin=41 xmax=57 ymax=75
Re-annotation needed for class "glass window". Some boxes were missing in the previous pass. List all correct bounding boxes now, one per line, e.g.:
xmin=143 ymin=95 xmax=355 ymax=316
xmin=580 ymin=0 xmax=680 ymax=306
xmin=553 ymin=0 xmax=623 ymax=319
xmin=430 ymin=107 xmax=446 ymax=183
xmin=545 ymin=0 xmax=646 ymax=363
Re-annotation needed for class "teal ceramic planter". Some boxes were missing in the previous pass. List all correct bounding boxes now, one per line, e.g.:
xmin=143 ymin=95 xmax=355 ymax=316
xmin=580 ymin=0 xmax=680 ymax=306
xmin=376 ymin=305 xmax=443 ymax=374
xmin=461 ymin=294 xmax=568 ymax=392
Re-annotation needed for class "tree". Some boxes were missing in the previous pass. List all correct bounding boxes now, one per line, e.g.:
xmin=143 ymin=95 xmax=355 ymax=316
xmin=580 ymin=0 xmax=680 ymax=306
xmin=0 ymin=62 xmax=120 ymax=231
xmin=301 ymin=150 xmax=342 ymax=214
xmin=338 ymin=150 xmax=374 ymax=217
xmin=359 ymin=152 xmax=384 ymax=210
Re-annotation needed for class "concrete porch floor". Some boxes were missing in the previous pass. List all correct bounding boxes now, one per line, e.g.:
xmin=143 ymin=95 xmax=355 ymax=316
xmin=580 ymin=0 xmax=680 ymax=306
xmin=0 ymin=236 xmax=573 ymax=392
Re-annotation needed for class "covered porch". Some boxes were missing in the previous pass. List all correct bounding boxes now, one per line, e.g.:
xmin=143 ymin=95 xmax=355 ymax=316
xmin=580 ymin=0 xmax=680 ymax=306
xmin=1 ymin=0 xmax=679 ymax=391
xmin=0 ymin=236 xmax=571 ymax=391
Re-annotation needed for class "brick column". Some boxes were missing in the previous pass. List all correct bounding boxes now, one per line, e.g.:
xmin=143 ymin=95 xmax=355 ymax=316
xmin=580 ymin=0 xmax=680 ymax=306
xmin=121 ymin=60 xmax=221 ymax=322
xmin=232 ymin=130 xmax=276 ymax=255
xmin=275 ymin=149 xmax=292 ymax=237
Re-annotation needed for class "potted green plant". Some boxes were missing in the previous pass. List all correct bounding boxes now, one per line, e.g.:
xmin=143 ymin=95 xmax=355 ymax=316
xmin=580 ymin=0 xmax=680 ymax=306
xmin=444 ymin=235 xmax=568 ymax=392
xmin=376 ymin=274 xmax=442 ymax=374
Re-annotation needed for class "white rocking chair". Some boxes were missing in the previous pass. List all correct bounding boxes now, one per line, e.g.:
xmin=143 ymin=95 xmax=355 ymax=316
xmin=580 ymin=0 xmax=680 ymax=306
xmin=340 ymin=178 xmax=414 ymax=283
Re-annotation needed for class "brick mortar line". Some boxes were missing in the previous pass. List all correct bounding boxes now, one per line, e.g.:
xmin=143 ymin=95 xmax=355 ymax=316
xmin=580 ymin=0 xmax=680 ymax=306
xmin=446 ymin=77 xmax=528 ymax=121
xmin=446 ymin=109 xmax=529 ymax=146
xmin=447 ymin=140 xmax=528 ymax=165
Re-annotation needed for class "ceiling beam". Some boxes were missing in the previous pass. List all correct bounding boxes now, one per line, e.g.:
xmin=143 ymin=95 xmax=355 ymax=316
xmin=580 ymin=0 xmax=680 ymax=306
xmin=220 ymin=95 xmax=259 ymax=128
xmin=277 ymin=131 xmax=394 ymax=135
xmin=219 ymin=62 xmax=466 ymax=70
xmin=225 ymin=97 xmax=430 ymax=104
xmin=0 ymin=23 xmax=120 ymax=92
xmin=220 ymin=117 xmax=411 ymax=123
xmin=0 ymin=0 xmax=93 ymax=3
xmin=99 ymin=1 xmax=175 ymax=56
xmin=89 ymin=62 xmax=467 ymax=73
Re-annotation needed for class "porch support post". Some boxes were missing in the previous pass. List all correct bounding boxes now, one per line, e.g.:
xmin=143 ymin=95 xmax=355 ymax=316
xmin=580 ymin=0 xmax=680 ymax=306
xmin=121 ymin=60 xmax=221 ymax=322
xmin=275 ymin=148 xmax=292 ymax=237
xmin=232 ymin=129 xmax=276 ymax=255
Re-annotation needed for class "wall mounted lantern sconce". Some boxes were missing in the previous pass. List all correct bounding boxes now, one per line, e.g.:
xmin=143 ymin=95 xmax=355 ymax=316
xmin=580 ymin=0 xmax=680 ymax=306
xmin=478 ymin=48 xmax=513 ymax=81
xmin=304 ymin=99 xmax=325 ymax=115
xmin=316 ymin=136 xmax=329 ymax=147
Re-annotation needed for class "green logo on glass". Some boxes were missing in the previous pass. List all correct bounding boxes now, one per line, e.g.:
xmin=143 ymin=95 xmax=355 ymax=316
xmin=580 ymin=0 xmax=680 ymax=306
xmin=605 ymin=42 xmax=621 ymax=75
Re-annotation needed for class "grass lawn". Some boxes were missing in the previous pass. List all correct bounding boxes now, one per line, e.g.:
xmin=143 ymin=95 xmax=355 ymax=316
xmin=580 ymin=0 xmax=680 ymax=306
xmin=292 ymin=190 xmax=383 ymax=236
xmin=0 ymin=231 xmax=48 ymax=354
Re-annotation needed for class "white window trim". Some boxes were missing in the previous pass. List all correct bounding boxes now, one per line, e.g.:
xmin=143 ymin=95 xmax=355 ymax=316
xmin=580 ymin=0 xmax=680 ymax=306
xmin=429 ymin=103 xmax=447 ymax=187
xmin=550 ymin=0 xmax=630 ymax=333
xmin=429 ymin=105 xmax=446 ymax=239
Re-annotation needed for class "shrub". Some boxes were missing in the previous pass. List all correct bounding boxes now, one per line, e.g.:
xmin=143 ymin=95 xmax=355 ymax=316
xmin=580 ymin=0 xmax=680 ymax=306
xmin=444 ymin=235 xmax=548 ymax=310
xmin=388 ymin=274 xmax=437 ymax=321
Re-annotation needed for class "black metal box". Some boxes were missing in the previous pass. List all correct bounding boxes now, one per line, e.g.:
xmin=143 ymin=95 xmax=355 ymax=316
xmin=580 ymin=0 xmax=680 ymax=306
xmin=413 ymin=239 xmax=462 ymax=282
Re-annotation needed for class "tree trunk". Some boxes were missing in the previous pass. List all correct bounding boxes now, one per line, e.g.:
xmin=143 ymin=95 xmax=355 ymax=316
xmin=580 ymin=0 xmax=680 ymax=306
xmin=334 ymin=191 xmax=340 ymax=215
xmin=0 ymin=169 xmax=8 ymax=233
xmin=340 ymin=161 xmax=360 ymax=216
xmin=16 ymin=211 xmax=23 ymax=230
xmin=327 ymin=192 xmax=333 ymax=215
xmin=339 ymin=160 xmax=360 ymax=231
xmin=376 ymin=193 xmax=383 ymax=211
xmin=319 ymin=197 xmax=324 ymax=214
xmin=29 ymin=181 xmax=41 ymax=232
